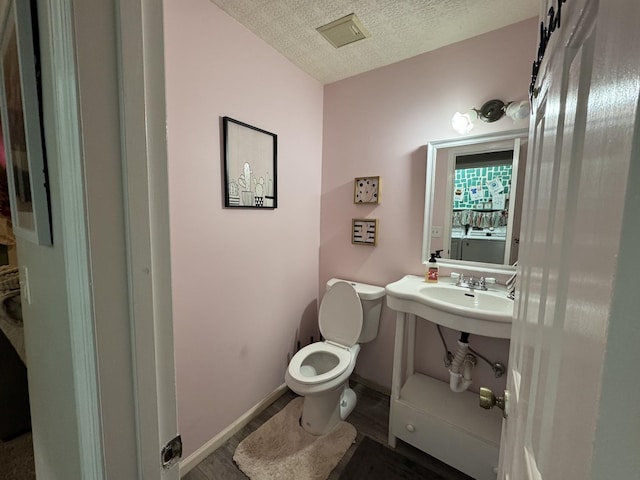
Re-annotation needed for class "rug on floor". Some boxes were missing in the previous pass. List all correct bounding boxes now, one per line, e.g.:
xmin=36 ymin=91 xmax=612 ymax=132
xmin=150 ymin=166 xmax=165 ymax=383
xmin=233 ymin=397 xmax=356 ymax=480
xmin=338 ymin=436 xmax=448 ymax=480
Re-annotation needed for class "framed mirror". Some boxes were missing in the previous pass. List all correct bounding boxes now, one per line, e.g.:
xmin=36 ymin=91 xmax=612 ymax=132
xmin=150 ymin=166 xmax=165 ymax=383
xmin=422 ymin=129 xmax=528 ymax=274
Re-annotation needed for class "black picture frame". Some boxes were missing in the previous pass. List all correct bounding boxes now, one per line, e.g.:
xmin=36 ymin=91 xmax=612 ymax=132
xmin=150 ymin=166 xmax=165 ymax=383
xmin=222 ymin=116 xmax=277 ymax=209
xmin=0 ymin=0 xmax=51 ymax=245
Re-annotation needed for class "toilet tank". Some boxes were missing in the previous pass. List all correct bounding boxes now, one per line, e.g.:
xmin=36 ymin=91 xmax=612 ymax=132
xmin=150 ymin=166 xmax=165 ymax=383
xmin=326 ymin=278 xmax=385 ymax=343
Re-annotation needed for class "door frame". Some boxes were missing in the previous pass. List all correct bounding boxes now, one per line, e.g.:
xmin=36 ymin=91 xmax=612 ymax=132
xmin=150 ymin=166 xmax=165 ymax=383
xmin=115 ymin=0 xmax=179 ymax=477
xmin=46 ymin=1 xmax=104 ymax=477
xmin=46 ymin=0 xmax=177 ymax=477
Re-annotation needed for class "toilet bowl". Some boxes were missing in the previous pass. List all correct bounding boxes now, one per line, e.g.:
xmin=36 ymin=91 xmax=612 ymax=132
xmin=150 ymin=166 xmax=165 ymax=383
xmin=285 ymin=279 xmax=385 ymax=435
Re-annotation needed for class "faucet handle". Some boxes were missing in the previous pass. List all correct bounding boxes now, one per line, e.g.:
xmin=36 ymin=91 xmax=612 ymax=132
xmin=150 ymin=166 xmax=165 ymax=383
xmin=451 ymin=272 xmax=463 ymax=286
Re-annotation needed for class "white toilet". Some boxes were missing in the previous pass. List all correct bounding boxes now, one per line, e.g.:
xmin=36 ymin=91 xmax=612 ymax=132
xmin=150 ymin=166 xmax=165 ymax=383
xmin=285 ymin=278 xmax=385 ymax=435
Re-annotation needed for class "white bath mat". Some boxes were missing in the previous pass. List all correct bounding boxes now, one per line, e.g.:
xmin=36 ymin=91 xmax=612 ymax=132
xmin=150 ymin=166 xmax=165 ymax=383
xmin=233 ymin=397 xmax=356 ymax=480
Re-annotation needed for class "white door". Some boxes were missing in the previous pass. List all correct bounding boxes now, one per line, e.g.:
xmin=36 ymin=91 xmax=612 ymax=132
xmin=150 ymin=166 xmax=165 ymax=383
xmin=497 ymin=0 xmax=640 ymax=478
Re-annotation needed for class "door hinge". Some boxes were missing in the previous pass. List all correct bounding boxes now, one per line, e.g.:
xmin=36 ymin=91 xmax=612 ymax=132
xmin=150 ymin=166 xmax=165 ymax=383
xmin=161 ymin=435 xmax=182 ymax=470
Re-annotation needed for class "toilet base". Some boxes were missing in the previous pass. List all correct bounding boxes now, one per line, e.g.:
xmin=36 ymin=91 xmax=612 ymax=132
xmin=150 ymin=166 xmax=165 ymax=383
xmin=300 ymin=383 xmax=357 ymax=435
xmin=340 ymin=386 xmax=357 ymax=420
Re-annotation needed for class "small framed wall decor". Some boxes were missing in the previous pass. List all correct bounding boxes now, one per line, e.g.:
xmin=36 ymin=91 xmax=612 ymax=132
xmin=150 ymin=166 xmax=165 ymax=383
xmin=352 ymin=218 xmax=378 ymax=246
xmin=354 ymin=176 xmax=380 ymax=204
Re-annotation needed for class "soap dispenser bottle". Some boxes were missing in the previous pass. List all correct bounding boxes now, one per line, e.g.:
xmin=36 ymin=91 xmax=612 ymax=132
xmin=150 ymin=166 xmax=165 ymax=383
xmin=426 ymin=253 xmax=439 ymax=283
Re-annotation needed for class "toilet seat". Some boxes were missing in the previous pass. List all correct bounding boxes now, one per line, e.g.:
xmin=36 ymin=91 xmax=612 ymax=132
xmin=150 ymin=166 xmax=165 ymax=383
xmin=287 ymin=341 xmax=352 ymax=385
xmin=318 ymin=281 xmax=363 ymax=347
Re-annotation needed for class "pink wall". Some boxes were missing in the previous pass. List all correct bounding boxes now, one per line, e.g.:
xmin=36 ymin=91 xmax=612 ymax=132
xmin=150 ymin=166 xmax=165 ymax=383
xmin=164 ymin=0 xmax=324 ymax=456
xmin=320 ymin=19 xmax=537 ymax=392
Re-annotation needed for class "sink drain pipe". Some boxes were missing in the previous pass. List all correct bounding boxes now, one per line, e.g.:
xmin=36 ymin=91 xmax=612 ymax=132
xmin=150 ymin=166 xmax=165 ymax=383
xmin=449 ymin=332 xmax=476 ymax=393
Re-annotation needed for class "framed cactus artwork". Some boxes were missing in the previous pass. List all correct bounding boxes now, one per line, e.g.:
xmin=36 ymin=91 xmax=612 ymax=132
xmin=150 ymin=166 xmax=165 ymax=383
xmin=222 ymin=116 xmax=277 ymax=208
xmin=353 ymin=176 xmax=380 ymax=204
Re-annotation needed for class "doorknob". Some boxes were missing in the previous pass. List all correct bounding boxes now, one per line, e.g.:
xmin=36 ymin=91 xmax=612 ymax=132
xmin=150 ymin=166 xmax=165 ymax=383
xmin=479 ymin=387 xmax=507 ymax=418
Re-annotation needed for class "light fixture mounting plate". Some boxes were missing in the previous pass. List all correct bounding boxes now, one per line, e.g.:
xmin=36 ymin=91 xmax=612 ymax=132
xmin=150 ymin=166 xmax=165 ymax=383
xmin=478 ymin=99 xmax=506 ymax=123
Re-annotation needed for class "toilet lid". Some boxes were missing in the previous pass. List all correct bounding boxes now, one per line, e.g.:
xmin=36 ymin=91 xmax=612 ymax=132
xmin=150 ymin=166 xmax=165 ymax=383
xmin=319 ymin=281 xmax=363 ymax=347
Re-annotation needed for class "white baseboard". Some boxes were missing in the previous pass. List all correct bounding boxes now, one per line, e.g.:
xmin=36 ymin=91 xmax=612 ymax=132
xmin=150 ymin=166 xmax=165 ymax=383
xmin=179 ymin=383 xmax=289 ymax=477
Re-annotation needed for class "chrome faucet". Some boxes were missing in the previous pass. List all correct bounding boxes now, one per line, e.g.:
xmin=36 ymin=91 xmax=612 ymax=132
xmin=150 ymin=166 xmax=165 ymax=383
xmin=455 ymin=275 xmax=489 ymax=291
xmin=467 ymin=276 xmax=477 ymax=291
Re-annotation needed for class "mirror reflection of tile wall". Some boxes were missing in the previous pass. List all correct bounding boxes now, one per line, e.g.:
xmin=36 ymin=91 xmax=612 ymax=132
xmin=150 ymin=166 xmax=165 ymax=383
xmin=453 ymin=165 xmax=512 ymax=210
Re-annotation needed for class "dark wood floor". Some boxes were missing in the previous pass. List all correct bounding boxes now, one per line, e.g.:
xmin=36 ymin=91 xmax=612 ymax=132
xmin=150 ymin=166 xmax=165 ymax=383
xmin=183 ymin=380 xmax=473 ymax=479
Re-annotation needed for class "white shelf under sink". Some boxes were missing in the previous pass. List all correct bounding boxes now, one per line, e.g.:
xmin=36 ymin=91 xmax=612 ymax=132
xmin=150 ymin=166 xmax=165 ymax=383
xmin=389 ymin=373 xmax=502 ymax=480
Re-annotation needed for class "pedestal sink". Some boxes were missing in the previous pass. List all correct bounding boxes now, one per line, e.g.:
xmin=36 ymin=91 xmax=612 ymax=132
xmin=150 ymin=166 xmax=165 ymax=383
xmin=385 ymin=274 xmax=513 ymax=480
xmin=385 ymin=275 xmax=513 ymax=338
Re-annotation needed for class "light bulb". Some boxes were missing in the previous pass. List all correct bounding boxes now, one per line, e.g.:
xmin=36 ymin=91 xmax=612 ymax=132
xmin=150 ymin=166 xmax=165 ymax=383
xmin=505 ymin=100 xmax=530 ymax=120
xmin=451 ymin=110 xmax=477 ymax=135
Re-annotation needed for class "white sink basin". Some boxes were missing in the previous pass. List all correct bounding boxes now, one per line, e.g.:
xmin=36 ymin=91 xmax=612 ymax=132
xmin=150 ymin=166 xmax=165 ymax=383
xmin=416 ymin=285 xmax=513 ymax=322
xmin=385 ymin=275 xmax=513 ymax=338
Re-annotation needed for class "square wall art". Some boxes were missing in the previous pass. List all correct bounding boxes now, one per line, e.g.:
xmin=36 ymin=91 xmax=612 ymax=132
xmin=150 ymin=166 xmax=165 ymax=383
xmin=353 ymin=176 xmax=380 ymax=204
xmin=352 ymin=218 xmax=378 ymax=246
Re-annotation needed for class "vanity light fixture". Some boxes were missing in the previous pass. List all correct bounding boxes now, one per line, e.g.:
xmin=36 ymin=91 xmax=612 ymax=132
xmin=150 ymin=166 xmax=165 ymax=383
xmin=451 ymin=99 xmax=530 ymax=135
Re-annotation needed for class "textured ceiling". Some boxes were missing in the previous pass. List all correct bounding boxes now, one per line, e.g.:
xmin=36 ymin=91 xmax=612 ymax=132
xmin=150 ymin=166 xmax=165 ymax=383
xmin=209 ymin=0 xmax=539 ymax=84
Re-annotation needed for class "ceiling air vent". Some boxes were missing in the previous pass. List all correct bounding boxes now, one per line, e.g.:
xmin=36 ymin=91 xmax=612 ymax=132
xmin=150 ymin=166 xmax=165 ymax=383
xmin=317 ymin=13 xmax=369 ymax=48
